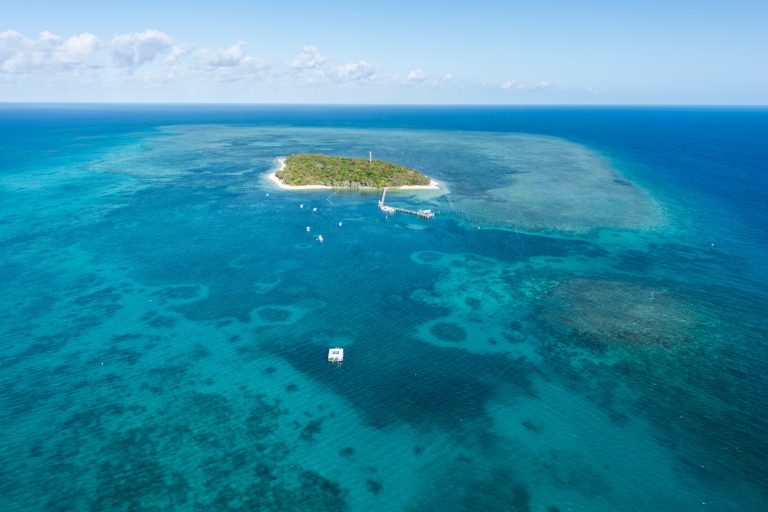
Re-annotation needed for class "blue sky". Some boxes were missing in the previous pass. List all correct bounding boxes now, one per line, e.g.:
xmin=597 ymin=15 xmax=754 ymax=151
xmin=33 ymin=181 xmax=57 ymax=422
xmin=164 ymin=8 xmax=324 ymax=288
xmin=1 ymin=0 xmax=766 ymax=104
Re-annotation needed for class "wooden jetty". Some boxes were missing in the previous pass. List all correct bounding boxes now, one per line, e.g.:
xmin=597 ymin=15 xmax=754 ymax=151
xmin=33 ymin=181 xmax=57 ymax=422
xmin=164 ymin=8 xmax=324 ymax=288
xmin=378 ymin=187 xmax=434 ymax=219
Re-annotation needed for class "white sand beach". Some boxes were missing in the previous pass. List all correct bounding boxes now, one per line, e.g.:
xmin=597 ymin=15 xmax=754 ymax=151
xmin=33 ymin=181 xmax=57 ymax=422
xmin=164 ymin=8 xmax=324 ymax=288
xmin=267 ymin=172 xmax=333 ymax=190
xmin=267 ymin=157 xmax=441 ymax=190
xmin=399 ymin=180 xmax=440 ymax=190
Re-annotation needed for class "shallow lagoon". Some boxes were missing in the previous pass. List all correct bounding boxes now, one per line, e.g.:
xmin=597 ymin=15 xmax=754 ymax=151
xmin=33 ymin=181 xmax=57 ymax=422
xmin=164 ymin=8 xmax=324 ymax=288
xmin=1 ymin=106 xmax=767 ymax=511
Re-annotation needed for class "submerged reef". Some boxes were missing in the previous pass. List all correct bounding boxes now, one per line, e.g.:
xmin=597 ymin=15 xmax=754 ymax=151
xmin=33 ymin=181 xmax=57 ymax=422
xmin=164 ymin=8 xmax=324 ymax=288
xmin=430 ymin=322 xmax=468 ymax=342
xmin=541 ymin=278 xmax=697 ymax=347
xmin=447 ymin=134 xmax=665 ymax=232
xmin=413 ymin=459 xmax=531 ymax=512
xmin=537 ymin=280 xmax=768 ymax=502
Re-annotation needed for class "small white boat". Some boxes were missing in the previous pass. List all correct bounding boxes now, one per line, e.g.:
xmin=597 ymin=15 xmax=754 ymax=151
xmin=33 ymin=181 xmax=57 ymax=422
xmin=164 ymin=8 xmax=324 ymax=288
xmin=306 ymin=226 xmax=310 ymax=232
xmin=328 ymin=347 xmax=343 ymax=362
xmin=300 ymin=204 xmax=304 ymax=209
xmin=313 ymin=207 xmax=317 ymax=212
xmin=338 ymin=222 xmax=342 ymax=227
xmin=317 ymin=235 xmax=324 ymax=243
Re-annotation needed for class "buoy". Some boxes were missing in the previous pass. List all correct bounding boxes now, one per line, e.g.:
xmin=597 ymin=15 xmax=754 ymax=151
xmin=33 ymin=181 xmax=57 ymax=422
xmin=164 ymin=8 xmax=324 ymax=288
xmin=306 ymin=226 xmax=310 ymax=232
xmin=339 ymin=222 xmax=342 ymax=227
xmin=317 ymin=235 xmax=324 ymax=243
xmin=313 ymin=207 xmax=317 ymax=212
xmin=300 ymin=204 xmax=304 ymax=209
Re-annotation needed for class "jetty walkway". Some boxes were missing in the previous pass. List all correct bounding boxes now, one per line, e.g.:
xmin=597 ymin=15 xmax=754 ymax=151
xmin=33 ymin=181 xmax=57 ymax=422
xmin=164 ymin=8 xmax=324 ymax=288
xmin=377 ymin=187 xmax=434 ymax=219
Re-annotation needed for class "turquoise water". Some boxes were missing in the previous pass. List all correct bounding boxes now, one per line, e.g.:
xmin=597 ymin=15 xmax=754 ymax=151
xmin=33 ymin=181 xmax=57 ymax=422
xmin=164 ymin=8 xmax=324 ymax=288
xmin=1 ymin=105 xmax=767 ymax=511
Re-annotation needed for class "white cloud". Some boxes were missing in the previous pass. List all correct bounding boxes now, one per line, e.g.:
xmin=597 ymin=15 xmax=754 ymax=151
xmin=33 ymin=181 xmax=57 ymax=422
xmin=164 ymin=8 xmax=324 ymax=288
xmin=291 ymin=45 xmax=330 ymax=69
xmin=0 ymin=30 xmax=467 ymax=90
xmin=197 ymin=41 xmax=247 ymax=68
xmin=328 ymin=60 xmax=377 ymax=83
xmin=405 ymin=69 xmax=428 ymax=82
xmin=2 ymin=29 xmax=598 ymax=99
xmin=499 ymin=79 xmax=597 ymax=95
xmin=193 ymin=41 xmax=271 ymax=81
xmin=396 ymin=70 xmax=454 ymax=89
xmin=0 ymin=30 xmax=101 ymax=73
xmin=165 ymin=44 xmax=194 ymax=66
xmin=500 ymin=79 xmax=525 ymax=90
xmin=105 ymin=36 xmax=270 ymax=82
xmin=288 ymin=47 xmax=379 ymax=87
xmin=110 ymin=29 xmax=173 ymax=71
xmin=500 ymin=79 xmax=561 ymax=92
xmin=0 ymin=30 xmax=25 ymax=62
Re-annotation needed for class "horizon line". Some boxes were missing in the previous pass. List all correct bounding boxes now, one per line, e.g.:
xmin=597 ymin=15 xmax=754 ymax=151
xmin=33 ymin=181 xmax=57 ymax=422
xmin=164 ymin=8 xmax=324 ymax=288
xmin=0 ymin=102 xmax=766 ymax=108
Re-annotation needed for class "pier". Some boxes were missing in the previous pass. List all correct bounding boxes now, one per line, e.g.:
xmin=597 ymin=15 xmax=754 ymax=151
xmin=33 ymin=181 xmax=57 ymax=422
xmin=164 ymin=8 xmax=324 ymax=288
xmin=378 ymin=187 xmax=434 ymax=219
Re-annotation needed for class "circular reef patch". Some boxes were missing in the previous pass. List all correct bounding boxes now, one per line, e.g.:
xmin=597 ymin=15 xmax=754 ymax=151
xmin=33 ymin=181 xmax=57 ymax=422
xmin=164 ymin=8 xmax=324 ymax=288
xmin=430 ymin=322 xmax=468 ymax=342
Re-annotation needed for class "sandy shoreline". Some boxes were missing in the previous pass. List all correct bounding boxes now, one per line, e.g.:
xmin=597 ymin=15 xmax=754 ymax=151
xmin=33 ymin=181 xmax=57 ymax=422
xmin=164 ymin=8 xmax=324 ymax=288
xmin=267 ymin=157 xmax=441 ymax=190
xmin=399 ymin=180 xmax=441 ymax=190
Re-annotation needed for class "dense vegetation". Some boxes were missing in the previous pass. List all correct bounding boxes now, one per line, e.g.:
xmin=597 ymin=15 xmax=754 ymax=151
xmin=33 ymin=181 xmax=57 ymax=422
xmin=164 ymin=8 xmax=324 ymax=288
xmin=276 ymin=154 xmax=431 ymax=188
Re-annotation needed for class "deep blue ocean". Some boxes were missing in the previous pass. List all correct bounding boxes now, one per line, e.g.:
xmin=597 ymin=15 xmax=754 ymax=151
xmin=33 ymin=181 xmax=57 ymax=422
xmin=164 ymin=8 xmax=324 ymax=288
xmin=1 ymin=104 xmax=767 ymax=511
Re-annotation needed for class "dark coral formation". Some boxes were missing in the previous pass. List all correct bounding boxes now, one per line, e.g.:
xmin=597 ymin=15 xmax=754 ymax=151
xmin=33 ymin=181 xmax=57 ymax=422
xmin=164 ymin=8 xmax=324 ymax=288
xmin=430 ymin=322 xmax=467 ymax=343
xmin=414 ymin=463 xmax=531 ymax=512
xmin=542 ymin=278 xmax=697 ymax=347
xmin=258 ymin=307 xmax=293 ymax=323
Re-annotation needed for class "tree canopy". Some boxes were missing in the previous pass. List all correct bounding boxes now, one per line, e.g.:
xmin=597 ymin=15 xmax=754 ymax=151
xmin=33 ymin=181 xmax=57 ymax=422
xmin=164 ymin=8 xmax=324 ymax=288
xmin=276 ymin=154 xmax=431 ymax=188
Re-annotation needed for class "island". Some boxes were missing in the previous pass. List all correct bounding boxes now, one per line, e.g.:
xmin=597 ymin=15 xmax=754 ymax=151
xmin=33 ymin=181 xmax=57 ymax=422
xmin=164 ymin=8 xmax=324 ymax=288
xmin=268 ymin=154 xmax=440 ymax=189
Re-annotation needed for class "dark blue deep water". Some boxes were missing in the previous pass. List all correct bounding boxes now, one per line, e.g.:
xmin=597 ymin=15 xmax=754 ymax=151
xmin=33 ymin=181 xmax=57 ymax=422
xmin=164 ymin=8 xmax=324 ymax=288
xmin=1 ymin=104 xmax=767 ymax=511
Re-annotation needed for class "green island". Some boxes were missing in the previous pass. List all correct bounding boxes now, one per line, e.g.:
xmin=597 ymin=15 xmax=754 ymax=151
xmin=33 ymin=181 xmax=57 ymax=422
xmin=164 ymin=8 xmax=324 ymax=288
xmin=276 ymin=153 xmax=431 ymax=188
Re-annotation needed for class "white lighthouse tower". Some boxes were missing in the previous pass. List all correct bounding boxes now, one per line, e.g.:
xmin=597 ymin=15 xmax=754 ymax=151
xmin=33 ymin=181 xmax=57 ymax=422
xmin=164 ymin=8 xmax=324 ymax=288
xmin=369 ymin=151 xmax=372 ymax=163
